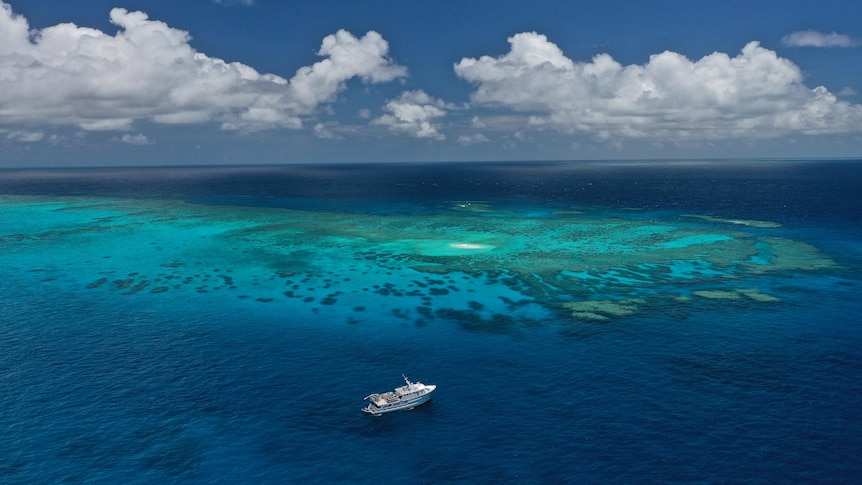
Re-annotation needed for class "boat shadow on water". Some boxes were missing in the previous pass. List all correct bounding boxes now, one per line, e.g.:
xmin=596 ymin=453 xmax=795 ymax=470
xmin=359 ymin=401 xmax=439 ymax=435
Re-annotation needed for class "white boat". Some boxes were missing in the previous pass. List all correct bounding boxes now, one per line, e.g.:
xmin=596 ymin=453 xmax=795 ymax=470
xmin=361 ymin=375 xmax=436 ymax=415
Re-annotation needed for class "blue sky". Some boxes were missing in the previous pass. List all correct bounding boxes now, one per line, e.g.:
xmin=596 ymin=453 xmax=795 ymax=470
xmin=1 ymin=0 xmax=861 ymax=166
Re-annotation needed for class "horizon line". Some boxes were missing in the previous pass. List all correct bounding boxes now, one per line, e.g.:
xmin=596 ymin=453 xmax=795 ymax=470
xmin=2 ymin=157 xmax=862 ymax=171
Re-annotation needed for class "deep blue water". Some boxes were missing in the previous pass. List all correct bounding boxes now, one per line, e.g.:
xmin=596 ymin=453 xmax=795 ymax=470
xmin=1 ymin=160 xmax=861 ymax=483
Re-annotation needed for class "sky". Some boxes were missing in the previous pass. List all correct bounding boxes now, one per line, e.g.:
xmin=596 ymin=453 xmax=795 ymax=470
xmin=1 ymin=0 xmax=861 ymax=167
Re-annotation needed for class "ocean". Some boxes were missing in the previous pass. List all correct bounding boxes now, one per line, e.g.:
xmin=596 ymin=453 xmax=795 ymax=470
xmin=1 ymin=160 xmax=860 ymax=483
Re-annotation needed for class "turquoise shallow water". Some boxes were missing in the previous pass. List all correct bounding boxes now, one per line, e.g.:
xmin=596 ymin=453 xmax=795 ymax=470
xmin=1 ymin=161 xmax=861 ymax=483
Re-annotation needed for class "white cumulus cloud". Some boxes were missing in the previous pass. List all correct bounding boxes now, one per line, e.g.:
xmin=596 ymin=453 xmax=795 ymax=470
xmin=781 ymin=30 xmax=859 ymax=47
xmin=454 ymin=32 xmax=862 ymax=141
xmin=119 ymin=133 xmax=152 ymax=145
xmin=288 ymin=30 xmax=407 ymax=116
xmin=457 ymin=133 xmax=489 ymax=145
xmin=313 ymin=122 xmax=340 ymax=139
xmin=373 ymin=90 xmax=450 ymax=140
xmin=0 ymin=2 xmax=405 ymax=133
xmin=214 ymin=0 xmax=255 ymax=6
xmin=6 ymin=130 xmax=44 ymax=142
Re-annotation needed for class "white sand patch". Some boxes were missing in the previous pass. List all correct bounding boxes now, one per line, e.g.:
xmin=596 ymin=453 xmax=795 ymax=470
xmin=450 ymin=243 xmax=489 ymax=249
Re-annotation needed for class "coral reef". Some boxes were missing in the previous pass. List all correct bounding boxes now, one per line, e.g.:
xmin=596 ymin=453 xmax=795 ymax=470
xmin=1 ymin=196 xmax=837 ymax=328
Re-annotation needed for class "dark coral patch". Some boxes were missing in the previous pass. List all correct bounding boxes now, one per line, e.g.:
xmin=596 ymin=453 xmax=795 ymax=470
xmin=86 ymin=278 xmax=109 ymax=289
xmin=416 ymin=306 xmax=433 ymax=318
xmin=114 ymin=279 xmax=134 ymax=289
xmin=434 ymin=308 xmax=515 ymax=332
xmin=131 ymin=281 xmax=150 ymax=292
xmin=499 ymin=296 xmax=533 ymax=311
xmin=410 ymin=265 xmax=451 ymax=274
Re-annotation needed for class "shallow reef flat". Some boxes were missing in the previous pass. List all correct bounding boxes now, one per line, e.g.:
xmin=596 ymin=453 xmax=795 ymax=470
xmin=0 ymin=195 xmax=840 ymax=329
xmin=681 ymin=214 xmax=783 ymax=228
